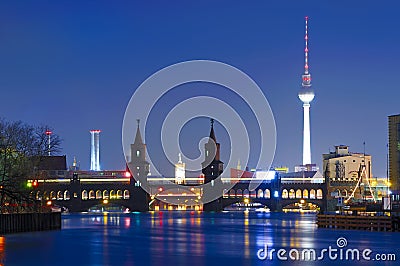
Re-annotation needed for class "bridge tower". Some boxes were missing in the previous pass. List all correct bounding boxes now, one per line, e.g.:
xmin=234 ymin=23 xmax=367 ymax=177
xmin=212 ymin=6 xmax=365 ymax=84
xmin=201 ymin=119 xmax=224 ymax=184
xmin=127 ymin=119 xmax=150 ymax=211
xmin=129 ymin=119 xmax=150 ymax=180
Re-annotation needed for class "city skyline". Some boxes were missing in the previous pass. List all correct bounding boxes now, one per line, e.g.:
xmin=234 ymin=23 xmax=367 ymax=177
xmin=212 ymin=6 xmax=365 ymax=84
xmin=1 ymin=2 xmax=399 ymax=177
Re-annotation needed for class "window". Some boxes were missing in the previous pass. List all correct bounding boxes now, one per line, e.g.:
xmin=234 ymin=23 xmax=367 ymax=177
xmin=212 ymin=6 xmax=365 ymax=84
xmin=136 ymin=150 xmax=140 ymax=157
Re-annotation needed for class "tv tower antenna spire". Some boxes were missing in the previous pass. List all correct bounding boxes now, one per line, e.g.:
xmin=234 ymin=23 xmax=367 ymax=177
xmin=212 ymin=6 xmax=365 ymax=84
xmin=302 ymin=16 xmax=311 ymax=87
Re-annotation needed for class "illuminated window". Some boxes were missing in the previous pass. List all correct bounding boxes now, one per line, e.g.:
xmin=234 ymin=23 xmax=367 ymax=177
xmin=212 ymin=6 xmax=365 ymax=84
xmin=136 ymin=150 xmax=140 ymax=157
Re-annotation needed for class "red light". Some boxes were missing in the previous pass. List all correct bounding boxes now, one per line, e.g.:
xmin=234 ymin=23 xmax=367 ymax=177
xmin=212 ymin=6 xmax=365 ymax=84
xmin=158 ymin=187 xmax=163 ymax=192
xmin=305 ymin=16 xmax=308 ymax=20
xmin=32 ymin=180 xmax=38 ymax=187
xmin=45 ymin=130 xmax=52 ymax=135
xmin=125 ymin=171 xmax=131 ymax=178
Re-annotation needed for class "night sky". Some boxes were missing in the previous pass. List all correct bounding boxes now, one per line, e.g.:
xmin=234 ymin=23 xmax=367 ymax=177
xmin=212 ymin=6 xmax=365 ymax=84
xmin=0 ymin=1 xmax=399 ymax=177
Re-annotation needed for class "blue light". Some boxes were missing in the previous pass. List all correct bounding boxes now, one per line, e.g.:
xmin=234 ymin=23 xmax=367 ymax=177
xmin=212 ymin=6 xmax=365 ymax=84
xmin=274 ymin=191 xmax=279 ymax=198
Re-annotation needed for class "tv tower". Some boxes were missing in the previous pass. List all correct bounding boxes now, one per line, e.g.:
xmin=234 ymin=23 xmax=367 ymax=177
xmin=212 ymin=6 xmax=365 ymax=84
xmin=298 ymin=16 xmax=315 ymax=165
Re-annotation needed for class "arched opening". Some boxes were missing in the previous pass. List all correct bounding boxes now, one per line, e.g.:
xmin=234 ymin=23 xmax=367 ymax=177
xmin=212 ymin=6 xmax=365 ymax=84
xmin=123 ymin=190 xmax=130 ymax=199
xmin=116 ymin=190 xmax=123 ymax=199
xmin=229 ymin=189 xmax=235 ymax=198
xmin=57 ymin=191 xmax=63 ymax=200
xmin=89 ymin=190 xmax=95 ymax=200
xmin=64 ymin=190 xmax=70 ymax=200
xmin=50 ymin=191 xmax=56 ymax=200
xmin=296 ymin=189 xmax=302 ymax=199
xmin=317 ymin=189 xmax=323 ymax=199
xmin=110 ymin=190 xmax=116 ymax=199
xmin=282 ymin=189 xmax=288 ymax=199
xmin=257 ymin=189 xmax=264 ymax=198
xmin=289 ymin=189 xmax=295 ymax=199
xmin=303 ymin=189 xmax=309 ymax=199
xmin=36 ymin=191 xmax=42 ymax=200
xmin=96 ymin=190 xmax=102 ymax=199
xmin=243 ymin=189 xmax=249 ymax=198
xmin=236 ymin=189 xmax=242 ymax=198
xmin=250 ymin=190 xmax=256 ymax=198
xmin=342 ymin=189 xmax=348 ymax=197
xmin=223 ymin=189 xmax=228 ymax=198
xmin=309 ymin=189 xmax=316 ymax=199
xmin=264 ymin=189 xmax=270 ymax=199
xmin=103 ymin=190 xmax=109 ymax=199
xmin=43 ymin=191 xmax=49 ymax=200
xmin=82 ymin=190 xmax=88 ymax=200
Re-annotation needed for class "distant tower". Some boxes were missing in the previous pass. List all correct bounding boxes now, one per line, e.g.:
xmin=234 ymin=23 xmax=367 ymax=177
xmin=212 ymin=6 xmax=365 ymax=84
xmin=128 ymin=119 xmax=150 ymax=180
xmin=45 ymin=129 xmax=52 ymax=156
xmin=175 ymin=153 xmax=186 ymax=184
xmin=298 ymin=16 xmax=315 ymax=165
xmin=90 ymin=130 xmax=101 ymax=171
xmin=201 ymin=119 xmax=224 ymax=183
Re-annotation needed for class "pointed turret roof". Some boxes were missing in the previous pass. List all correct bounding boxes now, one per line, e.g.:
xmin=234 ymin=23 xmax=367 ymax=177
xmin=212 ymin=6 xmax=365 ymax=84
xmin=134 ymin=119 xmax=143 ymax=145
xmin=209 ymin=118 xmax=216 ymax=142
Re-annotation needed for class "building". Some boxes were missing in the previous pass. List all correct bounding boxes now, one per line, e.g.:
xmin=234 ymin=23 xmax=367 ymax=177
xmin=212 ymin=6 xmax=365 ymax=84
xmin=298 ymin=16 xmax=315 ymax=168
xmin=201 ymin=119 xmax=224 ymax=184
xmin=323 ymin=145 xmax=374 ymax=207
xmin=90 ymin=130 xmax=101 ymax=171
xmin=174 ymin=153 xmax=185 ymax=184
xmin=388 ymin=114 xmax=400 ymax=192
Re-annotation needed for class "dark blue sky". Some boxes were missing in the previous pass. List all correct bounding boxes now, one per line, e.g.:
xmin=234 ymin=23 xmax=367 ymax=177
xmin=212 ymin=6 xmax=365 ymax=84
xmin=1 ymin=1 xmax=399 ymax=177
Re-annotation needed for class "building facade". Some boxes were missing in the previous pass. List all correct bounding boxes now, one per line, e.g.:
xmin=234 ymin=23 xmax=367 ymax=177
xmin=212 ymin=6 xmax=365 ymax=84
xmin=323 ymin=145 xmax=373 ymax=207
xmin=389 ymin=114 xmax=400 ymax=192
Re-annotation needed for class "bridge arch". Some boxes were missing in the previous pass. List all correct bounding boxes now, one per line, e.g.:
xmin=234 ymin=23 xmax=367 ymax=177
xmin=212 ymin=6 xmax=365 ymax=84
xmin=243 ymin=189 xmax=249 ymax=198
xmin=316 ymin=189 xmax=323 ymax=199
xmin=236 ymin=189 xmax=242 ymax=198
xmin=82 ymin=190 xmax=88 ymax=200
xmin=289 ymin=189 xmax=295 ymax=199
xmin=57 ymin=191 xmax=63 ymax=200
xmin=110 ymin=190 xmax=116 ymax=199
xmin=103 ymin=190 xmax=109 ymax=199
xmin=303 ymin=189 xmax=308 ymax=199
xmin=310 ymin=189 xmax=316 ymax=199
xmin=257 ymin=189 xmax=263 ymax=198
xmin=89 ymin=190 xmax=95 ymax=199
xmin=96 ymin=190 xmax=102 ymax=199
xmin=123 ymin=190 xmax=130 ymax=199
xmin=50 ymin=191 xmax=56 ymax=200
xmin=117 ymin=190 xmax=123 ymax=199
xmin=282 ymin=189 xmax=288 ymax=199
xmin=264 ymin=189 xmax=270 ymax=199
xmin=64 ymin=190 xmax=70 ymax=200
xmin=296 ymin=189 xmax=302 ymax=199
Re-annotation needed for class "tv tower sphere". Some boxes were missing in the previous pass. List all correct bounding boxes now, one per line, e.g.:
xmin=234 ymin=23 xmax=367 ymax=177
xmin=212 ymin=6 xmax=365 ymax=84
xmin=298 ymin=86 xmax=315 ymax=104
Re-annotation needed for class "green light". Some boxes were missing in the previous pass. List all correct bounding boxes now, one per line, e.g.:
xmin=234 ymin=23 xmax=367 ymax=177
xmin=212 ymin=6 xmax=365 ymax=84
xmin=27 ymin=182 xmax=32 ymax=188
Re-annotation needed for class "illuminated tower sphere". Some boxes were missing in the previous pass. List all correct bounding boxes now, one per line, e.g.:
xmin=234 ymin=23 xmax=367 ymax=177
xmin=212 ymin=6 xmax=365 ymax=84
xmin=298 ymin=16 xmax=315 ymax=165
xmin=90 ymin=130 xmax=101 ymax=171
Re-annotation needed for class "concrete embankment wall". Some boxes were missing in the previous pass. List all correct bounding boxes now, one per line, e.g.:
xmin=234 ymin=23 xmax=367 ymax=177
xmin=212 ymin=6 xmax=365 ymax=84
xmin=0 ymin=212 xmax=61 ymax=234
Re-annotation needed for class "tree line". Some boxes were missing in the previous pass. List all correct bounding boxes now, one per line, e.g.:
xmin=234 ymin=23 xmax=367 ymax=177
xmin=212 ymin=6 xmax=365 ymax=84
xmin=0 ymin=118 xmax=62 ymax=213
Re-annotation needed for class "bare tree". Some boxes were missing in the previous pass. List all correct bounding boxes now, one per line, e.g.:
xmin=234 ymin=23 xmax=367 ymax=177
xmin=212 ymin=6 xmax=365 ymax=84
xmin=0 ymin=118 xmax=62 ymax=213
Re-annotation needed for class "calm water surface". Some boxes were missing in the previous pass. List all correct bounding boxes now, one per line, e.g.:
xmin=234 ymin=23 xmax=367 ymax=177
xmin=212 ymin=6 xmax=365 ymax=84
xmin=1 ymin=212 xmax=399 ymax=265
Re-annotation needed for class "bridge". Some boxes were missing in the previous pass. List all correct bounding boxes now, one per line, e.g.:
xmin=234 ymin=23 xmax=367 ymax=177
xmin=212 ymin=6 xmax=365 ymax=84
xmin=28 ymin=170 xmax=327 ymax=212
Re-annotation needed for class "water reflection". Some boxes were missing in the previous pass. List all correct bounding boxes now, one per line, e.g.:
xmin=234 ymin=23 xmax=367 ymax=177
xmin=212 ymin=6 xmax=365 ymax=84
xmin=2 ymin=212 xmax=399 ymax=265
xmin=0 ymin=236 xmax=4 ymax=266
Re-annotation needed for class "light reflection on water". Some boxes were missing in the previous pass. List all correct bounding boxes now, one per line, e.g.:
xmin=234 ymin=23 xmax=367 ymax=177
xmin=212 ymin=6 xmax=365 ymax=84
xmin=1 ymin=212 xmax=399 ymax=265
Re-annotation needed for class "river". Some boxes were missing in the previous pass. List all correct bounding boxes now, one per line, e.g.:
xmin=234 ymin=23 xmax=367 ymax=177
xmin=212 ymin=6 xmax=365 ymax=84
xmin=1 ymin=212 xmax=398 ymax=265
